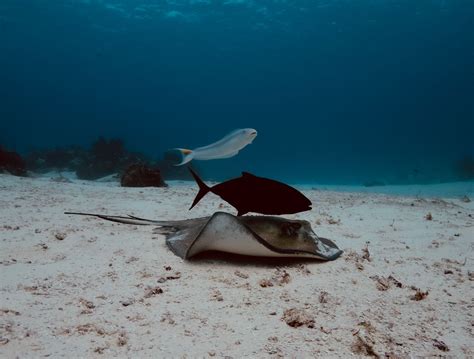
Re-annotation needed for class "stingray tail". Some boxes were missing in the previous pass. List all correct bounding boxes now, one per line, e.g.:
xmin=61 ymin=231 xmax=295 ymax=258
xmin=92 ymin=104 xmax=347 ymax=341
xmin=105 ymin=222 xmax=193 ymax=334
xmin=173 ymin=148 xmax=194 ymax=166
xmin=64 ymin=212 xmax=162 ymax=226
xmin=189 ymin=167 xmax=210 ymax=210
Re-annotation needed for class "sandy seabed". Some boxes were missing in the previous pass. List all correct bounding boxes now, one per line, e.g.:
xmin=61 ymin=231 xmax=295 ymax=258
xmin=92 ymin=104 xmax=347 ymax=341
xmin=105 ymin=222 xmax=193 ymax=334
xmin=0 ymin=173 xmax=473 ymax=358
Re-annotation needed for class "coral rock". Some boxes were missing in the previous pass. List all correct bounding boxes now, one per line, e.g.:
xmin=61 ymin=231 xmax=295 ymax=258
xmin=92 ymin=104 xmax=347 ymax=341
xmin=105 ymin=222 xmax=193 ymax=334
xmin=281 ymin=308 xmax=315 ymax=328
xmin=121 ymin=164 xmax=167 ymax=187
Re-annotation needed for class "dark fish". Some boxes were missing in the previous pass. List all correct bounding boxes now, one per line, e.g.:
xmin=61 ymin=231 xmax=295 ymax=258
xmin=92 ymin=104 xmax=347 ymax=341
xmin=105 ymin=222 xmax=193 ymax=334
xmin=189 ymin=168 xmax=312 ymax=216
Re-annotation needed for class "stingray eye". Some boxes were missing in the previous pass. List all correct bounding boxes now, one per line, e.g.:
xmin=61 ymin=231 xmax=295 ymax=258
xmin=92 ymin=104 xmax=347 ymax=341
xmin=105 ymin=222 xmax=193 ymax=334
xmin=291 ymin=223 xmax=302 ymax=232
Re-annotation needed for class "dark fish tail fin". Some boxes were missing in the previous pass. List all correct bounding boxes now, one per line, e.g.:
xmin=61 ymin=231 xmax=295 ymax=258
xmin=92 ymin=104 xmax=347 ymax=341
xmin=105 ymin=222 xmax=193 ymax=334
xmin=189 ymin=167 xmax=210 ymax=210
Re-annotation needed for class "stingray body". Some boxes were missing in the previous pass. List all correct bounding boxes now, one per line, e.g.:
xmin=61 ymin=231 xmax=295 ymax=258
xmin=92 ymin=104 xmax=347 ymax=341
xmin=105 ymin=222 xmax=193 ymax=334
xmin=65 ymin=211 xmax=342 ymax=260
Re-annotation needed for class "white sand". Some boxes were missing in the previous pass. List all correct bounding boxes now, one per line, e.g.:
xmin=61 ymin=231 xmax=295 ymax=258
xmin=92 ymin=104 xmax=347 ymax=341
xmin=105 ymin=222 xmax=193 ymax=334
xmin=0 ymin=173 xmax=473 ymax=357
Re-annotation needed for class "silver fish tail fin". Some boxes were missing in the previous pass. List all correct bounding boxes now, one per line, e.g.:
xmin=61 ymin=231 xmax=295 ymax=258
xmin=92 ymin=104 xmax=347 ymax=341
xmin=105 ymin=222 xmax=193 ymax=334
xmin=173 ymin=148 xmax=194 ymax=166
xmin=188 ymin=167 xmax=210 ymax=210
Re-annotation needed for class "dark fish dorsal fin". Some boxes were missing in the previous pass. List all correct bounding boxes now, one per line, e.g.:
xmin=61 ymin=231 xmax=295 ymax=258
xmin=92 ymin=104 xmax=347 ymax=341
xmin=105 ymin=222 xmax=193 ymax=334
xmin=242 ymin=172 xmax=257 ymax=178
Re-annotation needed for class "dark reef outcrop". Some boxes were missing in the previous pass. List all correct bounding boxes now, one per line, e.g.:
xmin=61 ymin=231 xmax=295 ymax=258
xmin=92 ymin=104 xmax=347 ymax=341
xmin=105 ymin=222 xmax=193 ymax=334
xmin=25 ymin=137 xmax=148 ymax=180
xmin=0 ymin=146 xmax=27 ymax=177
xmin=455 ymin=155 xmax=474 ymax=180
xmin=121 ymin=164 xmax=167 ymax=187
xmin=26 ymin=146 xmax=88 ymax=172
xmin=76 ymin=137 xmax=149 ymax=180
xmin=22 ymin=138 xmax=204 ymax=182
xmin=76 ymin=137 xmax=129 ymax=180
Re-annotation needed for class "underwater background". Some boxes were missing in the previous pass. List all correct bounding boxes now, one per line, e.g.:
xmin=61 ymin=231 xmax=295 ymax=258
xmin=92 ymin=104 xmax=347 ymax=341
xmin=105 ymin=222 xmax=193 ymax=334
xmin=1 ymin=0 xmax=473 ymax=185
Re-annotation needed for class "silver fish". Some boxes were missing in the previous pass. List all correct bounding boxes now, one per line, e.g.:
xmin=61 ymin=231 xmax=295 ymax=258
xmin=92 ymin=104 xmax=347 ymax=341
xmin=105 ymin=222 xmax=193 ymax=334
xmin=173 ymin=128 xmax=257 ymax=166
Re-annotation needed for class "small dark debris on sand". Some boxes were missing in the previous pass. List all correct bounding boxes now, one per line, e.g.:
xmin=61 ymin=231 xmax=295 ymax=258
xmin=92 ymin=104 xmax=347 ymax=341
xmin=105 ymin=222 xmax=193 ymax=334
xmin=94 ymin=345 xmax=109 ymax=354
xmin=120 ymin=299 xmax=135 ymax=307
xmin=327 ymin=217 xmax=341 ymax=225
xmin=0 ymin=309 xmax=21 ymax=316
xmin=345 ymin=250 xmax=370 ymax=270
xmin=275 ymin=269 xmax=291 ymax=285
xmin=79 ymin=298 xmax=95 ymax=314
xmin=410 ymin=288 xmax=429 ymax=301
xmin=160 ymin=312 xmax=176 ymax=325
xmin=351 ymin=321 xmax=380 ymax=358
xmin=425 ymin=212 xmax=433 ymax=221
xmin=352 ymin=334 xmax=379 ymax=358
xmin=38 ymin=243 xmax=48 ymax=250
xmin=281 ymin=308 xmax=315 ymax=328
xmin=54 ymin=232 xmax=67 ymax=241
xmin=79 ymin=298 xmax=95 ymax=309
xmin=144 ymin=286 xmax=163 ymax=299
xmin=0 ymin=337 xmax=10 ymax=345
xmin=234 ymin=270 xmax=249 ymax=279
xmin=211 ymin=289 xmax=224 ymax=302
xmin=259 ymin=268 xmax=291 ymax=288
xmin=319 ymin=291 xmax=329 ymax=304
xmin=70 ymin=324 xmax=106 ymax=336
xmin=117 ymin=331 xmax=128 ymax=347
xmin=433 ymin=339 xmax=449 ymax=352
xmin=370 ymin=275 xmax=403 ymax=291
xmin=259 ymin=279 xmax=273 ymax=288
xmin=157 ymin=272 xmax=181 ymax=283
xmin=125 ymin=256 xmax=139 ymax=264
xmin=296 ymin=264 xmax=311 ymax=275
xmin=362 ymin=242 xmax=371 ymax=261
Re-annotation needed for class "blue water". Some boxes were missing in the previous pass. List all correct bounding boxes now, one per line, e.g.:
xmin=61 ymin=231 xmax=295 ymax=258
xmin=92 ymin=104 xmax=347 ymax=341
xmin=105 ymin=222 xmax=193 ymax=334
xmin=1 ymin=0 xmax=473 ymax=185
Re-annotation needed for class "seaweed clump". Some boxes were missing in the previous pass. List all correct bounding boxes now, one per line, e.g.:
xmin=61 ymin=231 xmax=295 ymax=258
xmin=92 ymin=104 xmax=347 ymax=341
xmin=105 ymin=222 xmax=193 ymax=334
xmin=0 ymin=146 xmax=27 ymax=177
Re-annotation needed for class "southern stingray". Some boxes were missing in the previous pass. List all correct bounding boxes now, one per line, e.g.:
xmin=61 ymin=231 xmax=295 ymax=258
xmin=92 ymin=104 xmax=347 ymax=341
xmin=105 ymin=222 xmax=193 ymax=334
xmin=65 ymin=211 xmax=342 ymax=260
